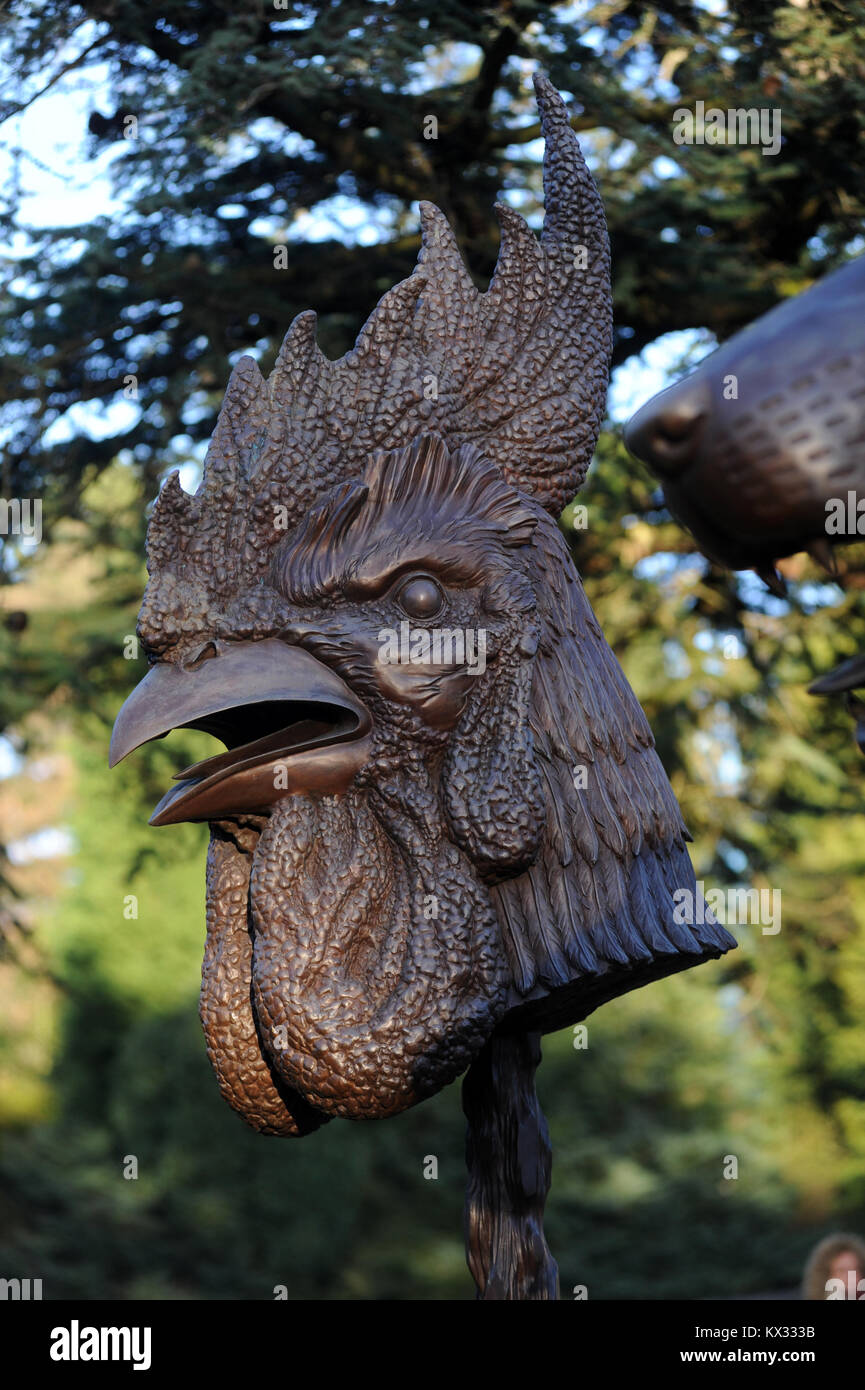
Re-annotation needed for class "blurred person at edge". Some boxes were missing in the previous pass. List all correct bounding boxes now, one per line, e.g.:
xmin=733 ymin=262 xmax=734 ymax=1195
xmin=802 ymin=1234 xmax=865 ymax=1300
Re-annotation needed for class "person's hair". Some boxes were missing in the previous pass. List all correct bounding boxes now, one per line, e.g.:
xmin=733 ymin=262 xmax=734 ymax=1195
xmin=802 ymin=1232 xmax=865 ymax=1300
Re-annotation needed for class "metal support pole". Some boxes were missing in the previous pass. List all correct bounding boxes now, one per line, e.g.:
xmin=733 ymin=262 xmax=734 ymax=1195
xmin=462 ymin=1029 xmax=559 ymax=1300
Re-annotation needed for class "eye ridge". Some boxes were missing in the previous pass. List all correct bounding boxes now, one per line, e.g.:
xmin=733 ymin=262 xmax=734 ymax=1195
xmin=395 ymin=573 xmax=445 ymax=620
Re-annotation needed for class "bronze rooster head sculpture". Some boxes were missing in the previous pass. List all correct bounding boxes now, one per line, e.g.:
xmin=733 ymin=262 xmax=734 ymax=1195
xmin=110 ymin=75 xmax=735 ymax=1138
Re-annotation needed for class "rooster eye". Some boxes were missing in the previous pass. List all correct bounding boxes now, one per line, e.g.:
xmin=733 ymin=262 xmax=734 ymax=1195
xmin=396 ymin=574 xmax=444 ymax=619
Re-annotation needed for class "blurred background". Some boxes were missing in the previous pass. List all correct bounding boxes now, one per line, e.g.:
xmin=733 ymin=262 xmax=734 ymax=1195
xmin=1 ymin=0 xmax=864 ymax=1300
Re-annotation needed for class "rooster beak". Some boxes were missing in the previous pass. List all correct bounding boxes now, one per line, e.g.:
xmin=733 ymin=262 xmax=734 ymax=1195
xmin=109 ymin=637 xmax=372 ymax=826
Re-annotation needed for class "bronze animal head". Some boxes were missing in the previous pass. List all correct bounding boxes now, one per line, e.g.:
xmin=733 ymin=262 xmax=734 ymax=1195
xmin=110 ymin=76 xmax=735 ymax=1137
xmin=624 ymin=254 xmax=865 ymax=700
xmin=624 ymin=256 xmax=865 ymax=581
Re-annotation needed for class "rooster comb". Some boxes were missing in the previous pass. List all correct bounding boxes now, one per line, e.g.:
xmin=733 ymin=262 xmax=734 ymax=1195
xmin=145 ymin=73 xmax=613 ymax=596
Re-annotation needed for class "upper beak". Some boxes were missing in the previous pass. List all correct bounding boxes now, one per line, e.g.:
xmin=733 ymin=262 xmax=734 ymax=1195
xmin=110 ymin=637 xmax=372 ymax=826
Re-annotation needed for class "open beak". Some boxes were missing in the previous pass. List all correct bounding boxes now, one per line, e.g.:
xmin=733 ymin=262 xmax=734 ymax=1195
xmin=109 ymin=638 xmax=372 ymax=826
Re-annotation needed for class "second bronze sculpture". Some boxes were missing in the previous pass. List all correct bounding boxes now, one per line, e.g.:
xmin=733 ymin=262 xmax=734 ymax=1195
xmin=625 ymin=254 xmax=865 ymax=745
xmin=110 ymin=75 xmax=735 ymax=1295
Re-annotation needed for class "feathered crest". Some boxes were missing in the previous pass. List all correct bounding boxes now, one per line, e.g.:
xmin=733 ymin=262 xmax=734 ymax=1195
xmin=272 ymin=434 xmax=538 ymax=604
xmin=145 ymin=73 xmax=613 ymax=605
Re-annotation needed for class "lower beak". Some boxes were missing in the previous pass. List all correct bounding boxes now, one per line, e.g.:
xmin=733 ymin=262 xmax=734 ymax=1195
xmin=109 ymin=638 xmax=371 ymax=826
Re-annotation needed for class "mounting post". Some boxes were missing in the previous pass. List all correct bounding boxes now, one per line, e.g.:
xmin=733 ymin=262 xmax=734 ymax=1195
xmin=462 ymin=1029 xmax=559 ymax=1300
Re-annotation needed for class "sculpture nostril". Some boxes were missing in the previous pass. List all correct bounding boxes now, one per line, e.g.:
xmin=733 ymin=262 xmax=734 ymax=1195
xmin=183 ymin=640 xmax=220 ymax=671
xmin=625 ymin=391 xmax=708 ymax=474
xmin=655 ymin=409 xmax=701 ymax=444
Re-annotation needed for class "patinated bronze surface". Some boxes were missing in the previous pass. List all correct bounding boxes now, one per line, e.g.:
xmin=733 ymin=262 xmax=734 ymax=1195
xmin=463 ymin=1031 xmax=557 ymax=1299
xmin=624 ymin=256 xmax=865 ymax=708
xmin=111 ymin=75 xmax=735 ymax=1295
xmin=624 ymin=256 xmax=865 ymax=581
